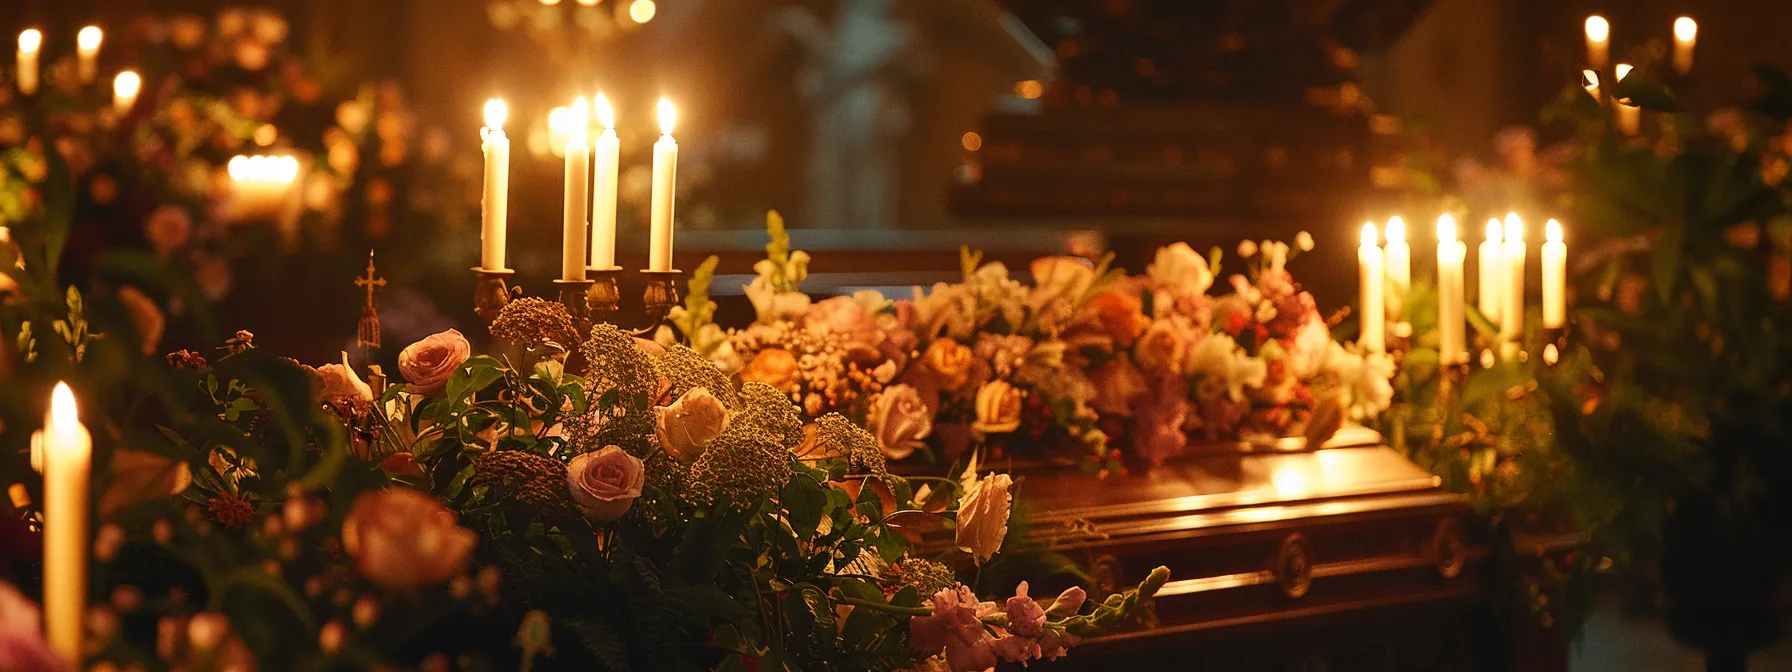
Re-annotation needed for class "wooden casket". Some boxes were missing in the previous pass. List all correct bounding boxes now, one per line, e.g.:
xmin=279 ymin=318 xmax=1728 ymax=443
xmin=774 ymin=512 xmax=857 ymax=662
xmin=1017 ymin=426 xmax=1537 ymax=671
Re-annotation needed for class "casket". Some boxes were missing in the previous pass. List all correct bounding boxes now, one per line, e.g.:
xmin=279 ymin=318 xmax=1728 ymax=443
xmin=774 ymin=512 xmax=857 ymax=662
xmin=1016 ymin=426 xmax=1550 ymax=671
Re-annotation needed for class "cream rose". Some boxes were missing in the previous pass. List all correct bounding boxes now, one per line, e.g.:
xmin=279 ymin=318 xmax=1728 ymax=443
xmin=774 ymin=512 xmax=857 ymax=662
xmin=654 ymin=387 xmax=730 ymax=462
xmin=309 ymin=352 xmax=373 ymax=403
xmin=956 ymin=473 xmax=1013 ymax=565
xmin=871 ymin=384 xmax=933 ymax=460
xmin=340 ymin=489 xmax=476 ymax=589
xmin=398 ymin=329 xmax=471 ymax=394
xmin=1148 ymin=242 xmax=1214 ymax=298
xmin=567 ymin=446 xmax=645 ymax=522
xmin=971 ymin=381 xmax=1023 ymax=435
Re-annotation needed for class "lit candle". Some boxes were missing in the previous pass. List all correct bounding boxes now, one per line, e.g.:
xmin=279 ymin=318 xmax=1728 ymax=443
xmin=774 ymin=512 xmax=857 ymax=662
xmin=40 ymin=382 xmax=91 ymax=664
xmin=1384 ymin=216 xmax=1410 ymax=325
xmin=648 ymin=98 xmax=678 ymax=272
xmin=589 ymin=94 xmax=621 ymax=270
xmin=1582 ymin=69 xmax=1601 ymax=102
xmin=1615 ymin=64 xmax=1641 ymax=136
xmin=76 ymin=26 xmax=101 ymax=84
xmin=562 ymin=97 xmax=591 ymax=281
xmin=1479 ymin=219 xmax=1504 ymax=327
xmin=1673 ymin=17 xmax=1697 ymax=75
xmin=1358 ymin=223 xmax=1385 ymax=354
xmin=1437 ymin=215 xmax=1467 ymax=365
xmin=1543 ymin=219 xmax=1567 ymax=328
xmin=112 ymin=70 xmax=140 ymax=115
xmin=479 ymin=98 xmax=510 ymax=271
xmin=17 ymin=29 xmax=42 ymax=95
xmin=1584 ymin=15 xmax=1610 ymax=69
xmin=1501 ymin=213 xmax=1527 ymax=353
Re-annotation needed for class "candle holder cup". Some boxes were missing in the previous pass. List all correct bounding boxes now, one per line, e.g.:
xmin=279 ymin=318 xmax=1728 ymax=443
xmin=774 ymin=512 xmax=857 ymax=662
xmin=472 ymin=267 xmax=515 ymax=325
xmin=585 ymin=267 xmax=684 ymax=338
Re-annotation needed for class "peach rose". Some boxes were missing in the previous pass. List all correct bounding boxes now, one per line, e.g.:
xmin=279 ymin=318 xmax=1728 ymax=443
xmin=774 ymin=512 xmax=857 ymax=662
xmin=567 ymin=446 xmax=645 ymax=522
xmin=340 ymin=489 xmax=475 ymax=589
xmin=740 ymin=348 xmax=800 ymax=392
xmin=971 ymin=381 xmax=1023 ymax=435
xmin=654 ymin=387 xmax=730 ymax=462
xmin=398 ymin=329 xmax=470 ymax=394
xmin=871 ymin=384 xmax=933 ymax=460
xmin=309 ymin=352 xmax=372 ymax=403
xmin=1082 ymin=289 xmax=1150 ymax=350
xmin=922 ymin=338 xmax=974 ymax=390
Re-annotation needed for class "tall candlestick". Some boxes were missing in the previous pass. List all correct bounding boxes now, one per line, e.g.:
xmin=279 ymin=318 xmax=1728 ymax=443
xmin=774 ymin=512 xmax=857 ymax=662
xmin=76 ymin=26 xmax=101 ymax=84
xmin=41 ymin=382 xmax=90 ymax=664
xmin=590 ymin=94 xmax=621 ymax=270
xmin=1438 ymin=215 xmax=1467 ymax=365
xmin=1501 ymin=213 xmax=1527 ymax=353
xmin=17 ymin=29 xmax=41 ymax=95
xmin=1384 ymin=216 xmax=1411 ymax=325
xmin=1584 ymin=16 xmax=1610 ymax=69
xmin=1479 ymin=219 xmax=1504 ymax=327
xmin=479 ymin=99 xmax=510 ymax=271
xmin=648 ymin=98 xmax=678 ymax=272
xmin=1673 ymin=17 xmax=1697 ymax=75
xmin=562 ymin=97 xmax=591 ymax=281
xmin=1358 ymin=223 xmax=1385 ymax=354
xmin=1615 ymin=64 xmax=1641 ymax=136
xmin=1543 ymin=219 xmax=1567 ymax=328
xmin=112 ymin=71 xmax=140 ymax=115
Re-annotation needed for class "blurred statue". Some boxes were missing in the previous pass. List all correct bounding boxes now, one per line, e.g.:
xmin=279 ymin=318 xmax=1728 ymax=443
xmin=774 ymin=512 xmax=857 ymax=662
xmin=769 ymin=0 xmax=1052 ymax=228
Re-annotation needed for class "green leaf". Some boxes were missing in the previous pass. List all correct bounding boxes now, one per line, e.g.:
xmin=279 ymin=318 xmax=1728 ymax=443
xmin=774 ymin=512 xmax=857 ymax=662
xmin=1612 ymin=72 xmax=1685 ymax=113
xmin=781 ymin=478 xmax=828 ymax=539
xmin=784 ymin=583 xmax=837 ymax=658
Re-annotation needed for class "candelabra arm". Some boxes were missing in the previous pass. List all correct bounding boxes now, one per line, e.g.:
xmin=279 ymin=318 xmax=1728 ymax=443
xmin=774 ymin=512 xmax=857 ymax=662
xmin=636 ymin=270 xmax=683 ymax=338
xmin=582 ymin=268 xmax=683 ymax=338
xmin=554 ymin=278 xmax=597 ymax=338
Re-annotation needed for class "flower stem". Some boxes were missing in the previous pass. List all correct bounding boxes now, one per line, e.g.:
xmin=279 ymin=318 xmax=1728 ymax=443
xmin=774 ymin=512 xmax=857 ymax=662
xmin=836 ymin=596 xmax=932 ymax=617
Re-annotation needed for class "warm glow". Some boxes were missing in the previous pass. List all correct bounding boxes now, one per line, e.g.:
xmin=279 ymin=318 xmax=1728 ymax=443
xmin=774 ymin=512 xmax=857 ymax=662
xmin=1585 ymin=15 xmax=1609 ymax=43
xmin=547 ymin=106 xmax=572 ymax=135
xmin=629 ymin=0 xmax=657 ymax=24
xmin=1674 ymin=17 xmax=1697 ymax=42
xmin=76 ymin=26 xmax=102 ymax=52
xmin=1271 ymin=465 xmax=1309 ymax=498
xmin=1385 ymin=216 xmax=1406 ymax=244
xmin=1615 ymin=63 xmax=1634 ymax=82
xmin=113 ymin=71 xmax=140 ymax=99
xmin=484 ymin=98 xmax=507 ymax=130
xmin=1505 ymin=212 xmax=1524 ymax=243
xmin=595 ymin=93 xmax=615 ymax=130
xmin=569 ymin=96 xmax=590 ymax=138
xmin=228 ymin=155 xmax=300 ymax=183
xmin=539 ymin=0 xmax=562 ymax=5
xmin=1546 ymin=219 xmax=1563 ymax=243
xmin=1015 ymin=80 xmax=1044 ymax=99
xmin=657 ymin=97 xmax=676 ymax=135
xmin=1438 ymin=214 xmax=1457 ymax=243
xmin=1486 ymin=219 xmax=1503 ymax=243
xmin=961 ymin=131 xmax=983 ymax=152
xmin=1360 ymin=222 xmax=1378 ymax=247
xmin=18 ymin=29 xmax=42 ymax=53
xmin=576 ymin=0 xmax=599 ymax=5
xmin=1582 ymin=70 xmax=1600 ymax=95
xmin=49 ymin=383 xmax=79 ymax=438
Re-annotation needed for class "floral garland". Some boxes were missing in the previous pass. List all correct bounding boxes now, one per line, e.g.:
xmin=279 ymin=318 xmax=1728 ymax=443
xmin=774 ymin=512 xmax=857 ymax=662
xmin=666 ymin=213 xmax=1395 ymax=473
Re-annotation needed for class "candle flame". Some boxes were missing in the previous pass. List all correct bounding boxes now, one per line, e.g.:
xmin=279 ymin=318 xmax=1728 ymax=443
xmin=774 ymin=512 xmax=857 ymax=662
xmin=1360 ymin=222 xmax=1378 ymax=247
xmin=229 ymin=155 xmax=299 ymax=183
xmin=113 ymin=70 xmax=140 ymax=99
xmin=1546 ymin=219 xmax=1563 ymax=243
xmin=658 ymin=97 xmax=676 ymax=135
xmin=547 ymin=106 xmax=571 ymax=135
xmin=1386 ymin=216 xmax=1406 ymax=244
xmin=1674 ymin=17 xmax=1697 ymax=42
xmin=570 ymin=96 xmax=590 ymax=136
xmin=1437 ymin=214 xmax=1457 ymax=243
xmin=595 ymin=93 xmax=615 ymax=130
xmin=1581 ymin=69 xmax=1600 ymax=94
xmin=484 ymin=98 xmax=507 ymax=130
xmin=1486 ymin=219 xmax=1503 ymax=243
xmin=629 ymin=0 xmax=657 ymax=24
xmin=1585 ymin=15 xmax=1609 ymax=43
xmin=50 ymin=382 xmax=78 ymax=434
xmin=1615 ymin=63 xmax=1634 ymax=82
xmin=18 ymin=29 xmax=41 ymax=53
xmin=1505 ymin=212 xmax=1524 ymax=242
xmin=77 ymin=26 xmax=102 ymax=51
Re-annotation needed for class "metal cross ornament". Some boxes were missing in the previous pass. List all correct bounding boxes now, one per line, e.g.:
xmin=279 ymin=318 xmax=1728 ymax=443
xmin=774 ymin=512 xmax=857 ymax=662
xmin=355 ymin=250 xmax=386 ymax=364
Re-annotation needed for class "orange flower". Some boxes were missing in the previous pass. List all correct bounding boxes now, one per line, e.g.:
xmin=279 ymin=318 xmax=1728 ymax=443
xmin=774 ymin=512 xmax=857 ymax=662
xmin=740 ymin=348 xmax=799 ymax=392
xmin=923 ymin=338 xmax=974 ymax=390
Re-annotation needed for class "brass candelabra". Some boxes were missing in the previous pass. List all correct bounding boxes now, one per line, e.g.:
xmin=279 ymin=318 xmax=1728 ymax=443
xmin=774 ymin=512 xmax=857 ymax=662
xmin=472 ymin=266 xmax=683 ymax=338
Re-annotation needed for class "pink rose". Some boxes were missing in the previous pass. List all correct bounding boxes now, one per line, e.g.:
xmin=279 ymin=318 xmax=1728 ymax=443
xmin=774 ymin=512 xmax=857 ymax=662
xmin=803 ymin=295 xmax=879 ymax=347
xmin=654 ymin=387 xmax=730 ymax=462
xmin=871 ymin=384 xmax=932 ymax=460
xmin=955 ymin=473 xmax=1012 ymax=565
xmin=308 ymin=352 xmax=373 ymax=403
xmin=398 ymin=329 xmax=470 ymax=394
xmin=909 ymin=586 xmax=998 ymax=672
xmin=567 ymin=446 xmax=645 ymax=522
xmin=0 ymin=581 xmax=64 ymax=672
xmin=340 ymin=489 xmax=476 ymax=589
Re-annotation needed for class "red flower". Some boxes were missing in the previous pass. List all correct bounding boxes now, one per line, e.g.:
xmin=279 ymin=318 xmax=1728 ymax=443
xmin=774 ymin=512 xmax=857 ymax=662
xmin=206 ymin=494 xmax=255 ymax=528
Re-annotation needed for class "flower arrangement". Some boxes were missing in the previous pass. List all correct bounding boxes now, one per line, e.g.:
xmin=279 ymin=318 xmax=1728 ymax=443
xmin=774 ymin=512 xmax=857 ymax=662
xmin=0 ymin=222 xmax=1167 ymax=671
xmin=667 ymin=213 xmax=1396 ymax=474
